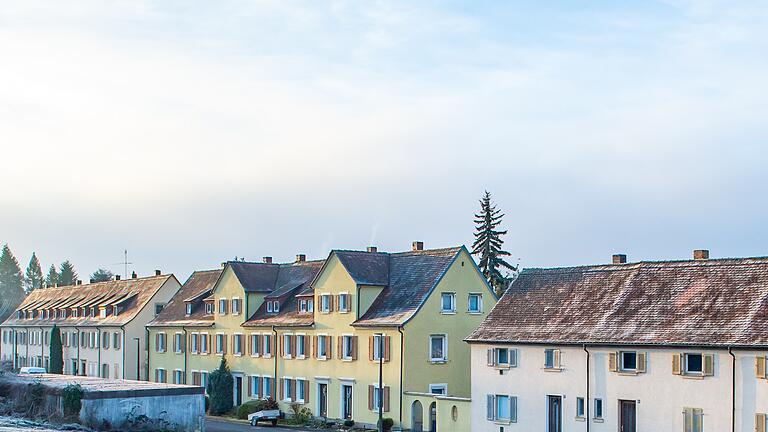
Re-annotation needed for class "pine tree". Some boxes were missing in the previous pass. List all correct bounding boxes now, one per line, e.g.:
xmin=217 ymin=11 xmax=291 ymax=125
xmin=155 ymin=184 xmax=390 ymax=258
xmin=24 ymin=253 xmax=44 ymax=293
xmin=472 ymin=191 xmax=517 ymax=296
xmin=58 ymin=261 xmax=78 ymax=286
xmin=90 ymin=268 xmax=114 ymax=283
xmin=207 ymin=357 xmax=234 ymax=415
xmin=0 ymin=244 xmax=25 ymax=321
xmin=49 ymin=325 xmax=63 ymax=374
xmin=45 ymin=264 xmax=59 ymax=287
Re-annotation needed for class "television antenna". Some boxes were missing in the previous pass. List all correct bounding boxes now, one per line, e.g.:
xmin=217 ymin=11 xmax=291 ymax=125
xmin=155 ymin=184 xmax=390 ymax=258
xmin=111 ymin=250 xmax=133 ymax=279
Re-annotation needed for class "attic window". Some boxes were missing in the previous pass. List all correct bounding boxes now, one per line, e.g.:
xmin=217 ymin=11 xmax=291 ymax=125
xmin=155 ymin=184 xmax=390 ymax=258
xmin=299 ymin=299 xmax=307 ymax=313
xmin=267 ymin=302 xmax=273 ymax=313
xmin=72 ymin=309 xmax=78 ymax=318
xmin=273 ymin=301 xmax=280 ymax=313
xmin=185 ymin=303 xmax=193 ymax=316
xmin=99 ymin=308 xmax=107 ymax=318
xmin=205 ymin=302 xmax=213 ymax=315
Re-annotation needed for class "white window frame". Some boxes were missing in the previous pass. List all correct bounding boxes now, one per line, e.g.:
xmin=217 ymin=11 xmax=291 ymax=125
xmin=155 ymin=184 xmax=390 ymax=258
xmin=201 ymin=333 xmax=209 ymax=353
xmin=201 ymin=371 xmax=209 ymax=391
xmin=342 ymin=334 xmax=354 ymax=360
xmin=99 ymin=308 xmax=107 ymax=318
xmin=684 ymin=353 xmax=704 ymax=375
xmin=296 ymin=378 xmax=306 ymax=403
xmin=251 ymin=375 xmax=260 ymax=397
xmin=185 ymin=303 xmax=192 ymax=316
xmin=576 ymin=397 xmax=585 ymax=418
xmin=273 ymin=301 xmax=280 ymax=313
xmin=205 ymin=302 xmax=213 ymax=315
xmin=267 ymin=301 xmax=273 ymax=313
xmin=174 ymin=333 xmax=183 ymax=354
xmin=191 ymin=333 xmax=199 ymax=354
xmin=296 ymin=334 xmax=306 ymax=358
xmin=263 ymin=334 xmax=272 ymax=357
xmin=544 ymin=348 xmax=558 ymax=369
xmin=429 ymin=334 xmax=447 ymax=363
xmin=373 ymin=334 xmax=383 ymax=361
xmin=372 ymin=383 xmax=383 ymax=411
xmin=440 ymin=292 xmax=456 ymax=314
xmin=250 ymin=333 xmax=260 ymax=357
xmin=263 ymin=377 xmax=271 ymax=399
xmin=215 ymin=333 xmax=224 ymax=354
xmin=234 ymin=333 xmax=243 ymax=356
xmin=594 ymin=398 xmax=603 ymax=419
xmin=320 ymin=294 xmax=331 ymax=313
xmin=429 ymin=383 xmax=447 ymax=395
xmin=307 ymin=299 xmax=314 ymax=312
xmin=468 ymin=293 xmax=483 ymax=313
xmin=620 ymin=350 xmax=638 ymax=372
xmin=318 ymin=334 xmax=328 ymax=359
xmin=283 ymin=334 xmax=293 ymax=358
xmin=231 ymin=298 xmax=241 ymax=315
xmin=158 ymin=332 xmax=167 ymax=353
xmin=338 ymin=293 xmax=349 ymax=313
xmin=218 ymin=298 xmax=227 ymax=315
xmin=174 ymin=369 xmax=183 ymax=384
xmin=299 ymin=299 xmax=307 ymax=313
xmin=283 ymin=377 xmax=292 ymax=402
xmin=488 ymin=394 xmax=517 ymax=423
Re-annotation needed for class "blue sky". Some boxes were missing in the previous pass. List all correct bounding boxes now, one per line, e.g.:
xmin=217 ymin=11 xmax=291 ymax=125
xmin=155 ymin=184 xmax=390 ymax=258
xmin=1 ymin=1 xmax=767 ymax=281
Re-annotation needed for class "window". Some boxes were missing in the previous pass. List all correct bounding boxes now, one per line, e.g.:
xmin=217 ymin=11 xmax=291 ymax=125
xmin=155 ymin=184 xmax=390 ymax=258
xmin=99 ymin=308 xmax=107 ymax=318
xmin=441 ymin=293 xmax=456 ymax=313
xmin=372 ymin=385 xmax=382 ymax=410
xmin=429 ymin=384 xmax=447 ymax=395
xmin=685 ymin=353 xmax=703 ymax=374
xmin=296 ymin=335 xmax=306 ymax=358
xmin=338 ymin=294 xmax=349 ymax=312
xmin=233 ymin=334 xmax=243 ymax=355
xmin=430 ymin=335 xmax=447 ymax=362
xmin=621 ymin=351 xmax=637 ymax=371
xmin=154 ymin=303 xmax=164 ymax=316
xmin=251 ymin=376 xmax=260 ymax=397
xmin=299 ymin=299 xmax=307 ymax=313
xmin=273 ymin=301 xmax=280 ymax=313
xmin=283 ymin=335 xmax=293 ymax=358
xmin=576 ymin=397 xmax=585 ymax=418
xmin=320 ymin=294 xmax=331 ymax=313
xmin=250 ymin=334 xmax=260 ymax=356
xmin=216 ymin=334 xmax=225 ymax=354
xmin=205 ymin=302 xmax=213 ymax=315
xmin=318 ymin=335 xmax=328 ymax=359
xmin=594 ymin=398 xmax=603 ymax=419
xmin=175 ymin=333 xmax=183 ymax=354
xmin=113 ymin=332 xmax=121 ymax=350
xmin=342 ymin=335 xmax=354 ymax=360
xmin=102 ymin=332 xmax=109 ymax=349
xmin=372 ymin=335 xmax=383 ymax=361
xmin=156 ymin=368 xmax=167 ymax=383
xmin=263 ymin=377 xmax=271 ymax=398
xmin=191 ymin=333 xmax=199 ymax=353
xmin=296 ymin=379 xmax=305 ymax=402
xmin=174 ymin=369 xmax=183 ymax=384
xmin=487 ymin=395 xmax=517 ymax=423
xmin=544 ymin=348 xmax=561 ymax=369
xmin=684 ymin=408 xmax=703 ymax=432
xmin=157 ymin=333 xmax=166 ymax=353
xmin=201 ymin=371 xmax=209 ymax=391
xmin=307 ymin=299 xmax=314 ymax=312
xmin=283 ymin=378 xmax=292 ymax=401
xmin=263 ymin=334 xmax=272 ymax=356
xmin=267 ymin=301 xmax=273 ymax=313
xmin=218 ymin=299 xmax=227 ymax=315
xmin=185 ymin=303 xmax=192 ymax=316
xmin=490 ymin=348 xmax=517 ymax=368
xmin=468 ymin=293 xmax=482 ymax=313
xmin=201 ymin=334 xmax=209 ymax=353
xmin=232 ymin=298 xmax=242 ymax=315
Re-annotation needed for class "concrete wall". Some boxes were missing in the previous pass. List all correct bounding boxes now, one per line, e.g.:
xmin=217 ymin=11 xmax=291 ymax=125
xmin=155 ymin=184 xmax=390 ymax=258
xmin=81 ymin=393 xmax=205 ymax=432
xmin=403 ymin=392 xmax=471 ymax=432
xmin=471 ymin=343 xmax=768 ymax=432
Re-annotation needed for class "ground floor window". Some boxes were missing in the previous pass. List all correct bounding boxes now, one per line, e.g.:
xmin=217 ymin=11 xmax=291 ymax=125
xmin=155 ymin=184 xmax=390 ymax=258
xmin=684 ymin=407 xmax=703 ymax=432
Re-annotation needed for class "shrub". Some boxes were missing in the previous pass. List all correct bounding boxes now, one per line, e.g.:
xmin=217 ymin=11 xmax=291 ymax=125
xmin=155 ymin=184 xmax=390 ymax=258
xmin=236 ymin=400 xmax=264 ymax=419
xmin=343 ymin=419 xmax=355 ymax=427
xmin=206 ymin=357 xmax=233 ymax=416
xmin=378 ymin=417 xmax=394 ymax=431
xmin=204 ymin=395 xmax=210 ymax=413
xmin=62 ymin=383 xmax=83 ymax=418
xmin=49 ymin=325 xmax=63 ymax=374
xmin=289 ymin=405 xmax=312 ymax=425
xmin=263 ymin=397 xmax=278 ymax=410
xmin=23 ymin=382 xmax=45 ymax=416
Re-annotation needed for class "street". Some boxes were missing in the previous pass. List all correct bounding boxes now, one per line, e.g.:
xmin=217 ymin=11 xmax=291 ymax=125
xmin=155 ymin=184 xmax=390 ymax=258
xmin=205 ymin=417 xmax=295 ymax=432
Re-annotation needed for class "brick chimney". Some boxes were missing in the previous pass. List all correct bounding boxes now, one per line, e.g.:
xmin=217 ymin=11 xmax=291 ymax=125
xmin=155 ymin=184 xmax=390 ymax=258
xmin=155 ymin=269 xmax=161 ymax=276
xmin=263 ymin=256 xmax=273 ymax=264
xmin=367 ymin=246 xmax=378 ymax=253
xmin=76 ymin=280 xmax=82 ymax=286
xmin=115 ymin=275 xmax=121 ymax=281
xmin=89 ymin=279 xmax=95 ymax=284
xmin=132 ymin=271 xmax=137 ymax=279
xmin=612 ymin=254 xmax=627 ymax=264
xmin=412 ymin=241 xmax=424 ymax=251
xmin=296 ymin=254 xmax=306 ymax=263
xmin=693 ymin=249 xmax=710 ymax=260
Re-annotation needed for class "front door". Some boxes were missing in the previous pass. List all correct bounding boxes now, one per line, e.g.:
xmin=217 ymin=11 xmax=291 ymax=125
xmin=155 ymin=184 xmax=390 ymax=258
xmin=235 ymin=376 xmax=243 ymax=406
xmin=547 ymin=396 xmax=562 ymax=432
xmin=319 ymin=384 xmax=328 ymax=417
xmin=620 ymin=400 xmax=636 ymax=432
xmin=342 ymin=385 xmax=353 ymax=420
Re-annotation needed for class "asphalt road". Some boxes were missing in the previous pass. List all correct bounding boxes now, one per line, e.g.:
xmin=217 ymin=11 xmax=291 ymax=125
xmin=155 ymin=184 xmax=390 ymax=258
xmin=206 ymin=417 xmax=295 ymax=432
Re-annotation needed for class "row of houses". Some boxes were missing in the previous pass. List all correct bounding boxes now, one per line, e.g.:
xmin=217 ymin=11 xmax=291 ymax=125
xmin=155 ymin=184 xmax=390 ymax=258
xmin=2 ymin=245 xmax=768 ymax=431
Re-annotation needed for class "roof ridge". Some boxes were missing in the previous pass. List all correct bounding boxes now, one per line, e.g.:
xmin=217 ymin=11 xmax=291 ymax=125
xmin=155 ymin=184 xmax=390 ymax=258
xmin=35 ymin=273 xmax=170 ymax=291
xmin=522 ymin=256 xmax=768 ymax=274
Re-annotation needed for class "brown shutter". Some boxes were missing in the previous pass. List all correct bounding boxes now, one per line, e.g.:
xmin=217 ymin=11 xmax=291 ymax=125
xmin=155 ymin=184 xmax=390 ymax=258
xmin=383 ymin=386 xmax=390 ymax=412
xmin=271 ymin=378 xmax=276 ymax=399
xmin=154 ymin=369 xmax=158 ymax=382
xmin=163 ymin=371 xmax=167 ymax=383
xmin=313 ymin=336 xmax=318 ymax=358
xmin=188 ymin=334 xmax=194 ymax=352
xmin=704 ymin=354 xmax=715 ymax=376
xmin=672 ymin=353 xmax=682 ymax=375
xmin=155 ymin=333 xmax=160 ymax=352
xmin=272 ymin=335 xmax=276 ymax=355
xmin=757 ymin=413 xmax=767 ymax=432
xmin=291 ymin=335 xmax=296 ymax=358
xmin=247 ymin=334 xmax=252 ymax=356
xmin=637 ymin=352 xmax=647 ymax=373
xmin=352 ymin=336 xmax=358 ymax=361
xmin=757 ymin=356 xmax=767 ymax=379
xmin=291 ymin=379 xmax=297 ymax=402
xmin=329 ymin=295 xmax=334 ymax=312
xmin=303 ymin=380 xmax=310 ymax=402
xmin=368 ymin=385 xmax=374 ymax=411
xmin=280 ymin=378 xmax=284 ymax=400
xmin=279 ymin=334 xmax=284 ymax=357
xmin=384 ymin=336 xmax=391 ymax=362
xmin=337 ymin=336 xmax=343 ymax=359
xmin=369 ymin=336 xmax=375 ymax=361
xmin=248 ymin=376 xmax=253 ymax=396
xmin=608 ymin=352 xmax=618 ymax=372
xmin=181 ymin=334 xmax=186 ymax=352
xmin=327 ymin=335 xmax=333 ymax=358
xmin=223 ymin=335 xmax=228 ymax=354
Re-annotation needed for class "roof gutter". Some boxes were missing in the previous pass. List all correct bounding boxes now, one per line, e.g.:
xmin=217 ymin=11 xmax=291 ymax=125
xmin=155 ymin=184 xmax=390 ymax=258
xmin=465 ymin=339 xmax=768 ymax=350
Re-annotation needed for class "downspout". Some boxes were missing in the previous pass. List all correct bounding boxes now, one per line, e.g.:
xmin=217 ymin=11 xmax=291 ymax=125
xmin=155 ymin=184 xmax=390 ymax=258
xmin=120 ymin=325 xmax=126 ymax=379
xmin=12 ymin=329 xmax=17 ymax=370
xmin=729 ymin=347 xmax=735 ymax=432
xmin=182 ymin=327 xmax=188 ymax=384
xmin=145 ymin=327 xmax=150 ymax=381
xmin=97 ymin=326 xmax=101 ymax=377
xmin=398 ymin=326 xmax=404 ymax=427
xmin=272 ymin=326 xmax=278 ymax=399
xmin=25 ymin=326 xmax=29 ymax=366
xmin=74 ymin=327 xmax=80 ymax=375
xmin=583 ymin=345 xmax=590 ymax=432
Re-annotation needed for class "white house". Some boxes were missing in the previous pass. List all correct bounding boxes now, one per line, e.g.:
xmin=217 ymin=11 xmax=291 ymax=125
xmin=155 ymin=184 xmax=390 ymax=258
xmin=0 ymin=271 xmax=180 ymax=381
xmin=466 ymin=250 xmax=768 ymax=432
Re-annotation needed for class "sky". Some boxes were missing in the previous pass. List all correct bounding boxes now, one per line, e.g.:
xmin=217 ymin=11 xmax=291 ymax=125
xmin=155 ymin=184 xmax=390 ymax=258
xmin=1 ymin=0 xmax=767 ymax=282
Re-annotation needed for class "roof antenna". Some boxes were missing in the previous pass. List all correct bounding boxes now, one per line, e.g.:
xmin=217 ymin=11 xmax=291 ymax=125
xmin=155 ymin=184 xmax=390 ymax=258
xmin=111 ymin=249 xmax=133 ymax=280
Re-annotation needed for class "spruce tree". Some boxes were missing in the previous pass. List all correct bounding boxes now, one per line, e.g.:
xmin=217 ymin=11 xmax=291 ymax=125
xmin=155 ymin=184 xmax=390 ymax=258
xmin=0 ymin=245 xmax=25 ymax=321
xmin=472 ymin=191 xmax=517 ymax=296
xmin=207 ymin=357 xmax=234 ymax=415
xmin=58 ymin=261 xmax=78 ymax=286
xmin=45 ymin=264 xmax=59 ymax=287
xmin=49 ymin=325 xmax=63 ymax=374
xmin=90 ymin=268 xmax=114 ymax=283
xmin=24 ymin=253 xmax=44 ymax=293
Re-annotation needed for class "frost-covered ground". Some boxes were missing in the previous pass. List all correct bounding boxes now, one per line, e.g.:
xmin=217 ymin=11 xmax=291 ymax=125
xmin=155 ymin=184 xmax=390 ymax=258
xmin=0 ymin=416 xmax=92 ymax=432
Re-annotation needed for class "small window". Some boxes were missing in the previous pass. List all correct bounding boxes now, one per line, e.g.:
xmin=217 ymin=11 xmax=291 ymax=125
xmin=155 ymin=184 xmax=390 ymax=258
xmin=263 ymin=335 xmax=272 ymax=356
xmin=441 ymin=293 xmax=456 ymax=313
xmin=185 ymin=303 xmax=192 ymax=316
xmin=497 ymin=348 xmax=509 ymax=366
xmin=99 ymin=308 xmax=107 ymax=318
xmin=684 ymin=408 xmax=703 ymax=432
xmin=154 ymin=303 xmax=164 ymax=316
xmin=372 ymin=385 xmax=382 ymax=409
xmin=297 ymin=379 xmax=305 ymax=402
xmin=621 ymin=351 xmax=637 ymax=371
xmin=318 ymin=336 xmax=327 ymax=358
xmin=545 ymin=349 xmax=556 ymax=368
xmin=372 ymin=334 xmax=383 ymax=360
xmin=283 ymin=378 xmax=292 ymax=401
xmin=175 ymin=333 xmax=183 ymax=353
xmin=273 ymin=301 xmax=280 ymax=313
xmin=576 ymin=397 xmax=585 ymax=418
xmin=251 ymin=376 xmax=260 ymax=397
xmin=250 ymin=334 xmax=260 ymax=356
xmin=320 ymin=294 xmax=330 ymax=312
xmin=685 ymin=353 xmax=703 ymax=374
xmin=234 ymin=334 xmax=242 ymax=355
xmin=232 ymin=298 xmax=241 ymax=315
xmin=468 ymin=293 xmax=482 ymax=313
xmin=216 ymin=334 xmax=224 ymax=354
xmin=429 ymin=384 xmax=447 ymax=395
xmin=496 ymin=395 xmax=511 ymax=421
xmin=342 ymin=335 xmax=353 ymax=359
xmin=205 ymin=303 xmax=213 ymax=315
xmin=339 ymin=294 xmax=349 ymax=312
xmin=267 ymin=302 xmax=273 ymax=313
xmin=283 ymin=335 xmax=292 ymax=358
xmin=263 ymin=377 xmax=271 ymax=398
xmin=296 ymin=335 xmax=305 ymax=357
xmin=113 ymin=332 xmax=121 ymax=350
xmin=218 ymin=299 xmax=227 ymax=315
xmin=430 ymin=335 xmax=447 ymax=362
xmin=307 ymin=299 xmax=314 ymax=312
xmin=594 ymin=398 xmax=603 ymax=419
xmin=299 ymin=299 xmax=307 ymax=313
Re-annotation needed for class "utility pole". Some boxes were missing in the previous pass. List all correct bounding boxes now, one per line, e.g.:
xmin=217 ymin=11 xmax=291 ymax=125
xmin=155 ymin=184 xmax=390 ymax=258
xmin=377 ymin=332 xmax=384 ymax=432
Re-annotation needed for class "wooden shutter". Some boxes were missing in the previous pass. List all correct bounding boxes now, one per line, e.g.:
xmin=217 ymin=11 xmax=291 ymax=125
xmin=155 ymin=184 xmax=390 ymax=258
xmin=248 ymin=376 xmax=252 ymax=396
xmin=290 ymin=379 xmax=296 ymax=402
xmin=181 ymin=334 xmax=186 ymax=352
xmin=384 ymin=336 xmax=391 ymax=362
xmin=553 ymin=349 xmax=561 ymax=368
xmin=329 ymin=295 xmax=334 ymax=312
xmin=279 ymin=378 xmax=284 ymax=400
xmin=756 ymin=413 xmax=767 ymax=432
xmin=369 ymin=336 xmax=375 ymax=361
xmin=155 ymin=333 xmax=160 ymax=353
xmin=154 ymin=369 xmax=159 ymax=382
xmin=609 ymin=352 xmax=618 ymax=372
xmin=351 ymin=336 xmax=358 ymax=360
xmin=672 ymin=353 xmax=682 ymax=375
xmin=383 ymin=386 xmax=390 ymax=412
xmin=303 ymin=380 xmax=310 ymax=403
xmin=291 ymin=335 xmax=297 ymax=358
xmin=510 ymin=349 xmax=518 ymax=368
xmin=368 ymin=385 xmax=374 ymax=411
xmin=313 ymin=336 xmax=318 ymax=358
xmin=637 ymin=352 xmax=647 ymax=373
xmin=223 ymin=335 xmax=228 ymax=354
xmin=684 ymin=408 xmax=693 ymax=431
xmin=337 ymin=336 xmax=343 ymax=359
xmin=704 ymin=354 xmax=715 ymax=376
xmin=326 ymin=336 xmax=332 ymax=358
xmin=486 ymin=394 xmax=495 ymax=420
xmin=510 ymin=396 xmax=518 ymax=423
xmin=757 ymin=356 xmax=766 ymax=379
xmin=487 ymin=349 xmax=495 ymax=366
xmin=271 ymin=334 xmax=276 ymax=355
xmin=247 ymin=334 xmax=252 ymax=356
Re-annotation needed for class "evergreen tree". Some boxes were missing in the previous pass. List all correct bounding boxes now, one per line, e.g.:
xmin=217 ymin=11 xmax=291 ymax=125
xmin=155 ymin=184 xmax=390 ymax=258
xmin=58 ymin=261 xmax=78 ymax=286
xmin=45 ymin=264 xmax=59 ymax=287
xmin=24 ymin=253 xmax=44 ymax=293
xmin=472 ymin=191 xmax=517 ymax=296
xmin=207 ymin=357 xmax=234 ymax=414
xmin=90 ymin=268 xmax=114 ymax=283
xmin=0 ymin=245 xmax=25 ymax=320
xmin=49 ymin=325 xmax=63 ymax=374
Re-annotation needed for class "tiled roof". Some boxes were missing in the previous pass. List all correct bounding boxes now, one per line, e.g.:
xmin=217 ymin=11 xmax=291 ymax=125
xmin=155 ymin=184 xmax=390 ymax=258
xmin=346 ymin=247 xmax=464 ymax=327
xmin=148 ymin=269 xmax=222 ymax=328
xmin=1 ymin=275 xmax=178 ymax=328
xmin=467 ymin=257 xmax=768 ymax=348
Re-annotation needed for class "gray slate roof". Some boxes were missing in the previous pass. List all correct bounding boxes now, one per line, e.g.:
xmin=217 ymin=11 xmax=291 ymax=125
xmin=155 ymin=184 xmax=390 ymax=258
xmin=148 ymin=269 xmax=222 ymax=328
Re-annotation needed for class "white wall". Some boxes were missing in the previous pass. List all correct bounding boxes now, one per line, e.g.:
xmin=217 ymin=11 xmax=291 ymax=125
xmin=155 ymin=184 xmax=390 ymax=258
xmin=471 ymin=343 xmax=768 ymax=432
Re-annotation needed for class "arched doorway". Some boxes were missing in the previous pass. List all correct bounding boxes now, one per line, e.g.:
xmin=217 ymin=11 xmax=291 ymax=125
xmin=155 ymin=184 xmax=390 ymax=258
xmin=411 ymin=400 xmax=423 ymax=432
xmin=429 ymin=401 xmax=437 ymax=432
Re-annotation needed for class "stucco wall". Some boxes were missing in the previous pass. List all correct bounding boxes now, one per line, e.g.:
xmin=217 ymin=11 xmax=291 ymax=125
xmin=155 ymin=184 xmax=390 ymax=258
xmin=81 ymin=393 xmax=205 ymax=432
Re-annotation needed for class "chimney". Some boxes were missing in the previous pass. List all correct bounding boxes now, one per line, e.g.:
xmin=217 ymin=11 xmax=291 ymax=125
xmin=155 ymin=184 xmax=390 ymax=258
xmin=155 ymin=269 xmax=161 ymax=276
xmin=295 ymin=254 xmax=306 ymax=263
xmin=612 ymin=254 xmax=627 ymax=264
xmin=132 ymin=271 xmax=138 ymax=279
xmin=263 ymin=256 xmax=273 ymax=264
xmin=412 ymin=241 xmax=424 ymax=251
xmin=693 ymin=249 xmax=710 ymax=260
xmin=115 ymin=275 xmax=121 ymax=281
xmin=76 ymin=280 xmax=82 ymax=286
xmin=89 ymin=279 xmax=94 ymax=284
xmin=367 ymin=246 xmax=378 ymax=253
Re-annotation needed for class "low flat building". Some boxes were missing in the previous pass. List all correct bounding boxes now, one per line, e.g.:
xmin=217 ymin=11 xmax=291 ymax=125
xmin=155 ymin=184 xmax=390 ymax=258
xmin=0 ymin=272 xmax=180 ymax=381
xmin=467 ymin=250 xmax=768 ymax=432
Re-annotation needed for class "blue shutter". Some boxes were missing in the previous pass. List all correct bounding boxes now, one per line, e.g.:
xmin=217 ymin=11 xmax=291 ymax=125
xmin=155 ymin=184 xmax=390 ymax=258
xmin=487 ymin=394 xmax=495 ymax=420
xmin=510 ymin=396 xmax=518 ymax=422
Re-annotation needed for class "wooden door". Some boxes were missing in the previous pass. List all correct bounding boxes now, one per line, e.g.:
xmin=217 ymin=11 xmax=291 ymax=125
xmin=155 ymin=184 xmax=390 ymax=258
xmin=620 ymin=400 xmax=636 ymax=432
xmin=547 ymin=396 xmax=562 ymax=432
xmin=319 ymin=384 xmax=328 ymax=417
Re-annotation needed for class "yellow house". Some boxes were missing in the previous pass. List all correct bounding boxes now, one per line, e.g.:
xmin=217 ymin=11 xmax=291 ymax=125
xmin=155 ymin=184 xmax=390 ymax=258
xmin=147 ymin=243 xmax=495 ymax=430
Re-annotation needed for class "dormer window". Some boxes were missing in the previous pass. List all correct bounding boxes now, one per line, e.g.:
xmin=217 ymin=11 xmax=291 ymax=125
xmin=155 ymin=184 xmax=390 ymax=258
xmin=99 ymin=308 xmax=107 ymax=318
xmin=205 ymin=302 xmax=214 ymax=315
xmin=273 ymin=301 xmax=279 ymax=313
xmin=114 ymin=306 xmax=120 ymax=316
xmin=16 ymin=311 xmax=22 ymax=319
xmin=299 ymin=299 xmax=307 ymax=313
xmin=308 ymin=299 xmax=314 ymax=312
xmin=267 ymin=302 xmax=273 ymax=313
xmin=72 ymin=309 xmax=78 ymax=318
xmin=185 ymin=303 xmax=193 ymax=316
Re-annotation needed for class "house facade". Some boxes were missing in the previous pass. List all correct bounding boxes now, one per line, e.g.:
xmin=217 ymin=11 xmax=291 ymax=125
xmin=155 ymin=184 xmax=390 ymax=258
xmin=147 ymin=243 xmax=495 ymax=430
xmin=0 ymin=272 xmax=180 ymax=381
xmin=466 ymin=251 xmax=768 ymax=432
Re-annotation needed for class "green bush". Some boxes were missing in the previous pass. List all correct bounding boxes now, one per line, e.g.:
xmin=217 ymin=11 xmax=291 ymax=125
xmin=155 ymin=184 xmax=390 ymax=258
xmin=379 ymin=417 xmax=394 ymax=431
xmin=62 ymin=383 xmax=83 ymax=417
xmin=236 ymin=400 xmax=265 ymax=419
xmin=206 ymin=358 xmax=233 ymax=416
xmin=289 ymin=406 xmax=312 ymax=425
xmin=343 ymin=419 xmax=355 ymax=427
xmin=49 ymin=325 xmax=63 ymax=374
